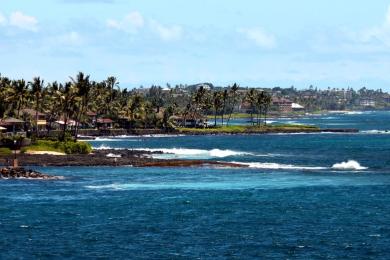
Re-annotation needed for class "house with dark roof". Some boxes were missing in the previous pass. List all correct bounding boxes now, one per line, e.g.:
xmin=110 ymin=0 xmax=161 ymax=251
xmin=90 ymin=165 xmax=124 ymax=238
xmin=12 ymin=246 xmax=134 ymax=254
xmin=97 ymin=118 xmax=114 ymax=129
xmin=0 ymin=118 xmax=25 ymax=134
xmin=21 ymin=108 xmax=47 ymax=129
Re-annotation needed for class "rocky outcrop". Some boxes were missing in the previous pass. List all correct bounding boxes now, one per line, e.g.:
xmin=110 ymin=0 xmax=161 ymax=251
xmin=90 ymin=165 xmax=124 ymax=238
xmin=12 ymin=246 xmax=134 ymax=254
xmin=0 ymin=149 xmax=247 ymax=168
xmin=0 ymin=167 xmax=60 ymax=180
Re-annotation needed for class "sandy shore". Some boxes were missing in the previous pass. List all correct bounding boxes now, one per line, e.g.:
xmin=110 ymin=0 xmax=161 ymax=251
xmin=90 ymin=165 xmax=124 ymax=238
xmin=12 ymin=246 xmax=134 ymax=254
xmin=25 ymin=151 xmax=66 ymax=155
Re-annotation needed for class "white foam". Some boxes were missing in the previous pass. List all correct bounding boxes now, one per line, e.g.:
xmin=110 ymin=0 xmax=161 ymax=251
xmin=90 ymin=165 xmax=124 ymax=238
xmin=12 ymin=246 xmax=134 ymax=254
xmin=332 ymin=160 xmax=367 ymax=170
xmin=139 ymin=134 xmax=186 ymax=138
xmin=361 ymin=130 xmax=390 ymax=134
xmin=236 ymin=162 xmax=327 ymax=170
xmin=94 ymin=137 xmax=140 ymax=142
xmin=134 ymin=148 xmax=253 ymax=158
xmin=345 ymin=111 xmax=364 ymax=115
xmin=106 ymin=153 xmax=122 ymax=158
xmin=93 ymin=144 xmax=116 ymax=150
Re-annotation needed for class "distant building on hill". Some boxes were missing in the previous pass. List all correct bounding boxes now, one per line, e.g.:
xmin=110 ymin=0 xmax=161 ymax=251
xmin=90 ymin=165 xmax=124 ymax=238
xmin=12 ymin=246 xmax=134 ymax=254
xmin=272 ymin=97 xmax=293 ymax=113
xmin=360 ymin=99 xmax=376 ymax=107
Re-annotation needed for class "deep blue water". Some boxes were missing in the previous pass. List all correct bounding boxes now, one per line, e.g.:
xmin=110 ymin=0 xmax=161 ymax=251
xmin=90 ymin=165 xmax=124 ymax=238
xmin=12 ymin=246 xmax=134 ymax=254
xmin=1 ymin=111 xmax=390 ymax=258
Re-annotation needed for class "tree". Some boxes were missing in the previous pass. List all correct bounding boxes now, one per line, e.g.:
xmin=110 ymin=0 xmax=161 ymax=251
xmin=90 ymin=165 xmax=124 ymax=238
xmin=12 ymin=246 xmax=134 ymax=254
xmin=58 ymin=82 xmax=79 ymax=141
xmin=263 ymin=92 xmax=272 ymax=125
xmin=245 ymin=89 xmax=257 ymax=125
xmin=29 ymin=77 xmax=44 ymax=136
xmin=226 ymin=83 xmax=239 ymax=126
xmin=221 ymin=89 xmax=228 ymax=126
xmin=148 ymin=86 xmax=164 ymax=113
xmin=70 ymin=72 xmax=91 ymax=139
xmin=256 ymin=91 xmax=266 ymax=125
xmin=212 ymin=91 xmax=223 ymax=126
xmin=11 ymin=80 xmax=29 ymax=118
xmin=106 ymin=76 xmax=119 ymax=103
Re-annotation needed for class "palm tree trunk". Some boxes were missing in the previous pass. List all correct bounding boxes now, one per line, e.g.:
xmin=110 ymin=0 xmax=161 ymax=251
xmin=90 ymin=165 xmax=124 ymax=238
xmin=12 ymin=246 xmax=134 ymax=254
xmin=214 ymin=108 xmax=217 ymax=126
xmin=250 ymin=106 xmax=254 ymax=125
xmin=226 ymin=98 xmax=236 ymax=126
xmin=35 ymin=102 xmax=39 ymax=137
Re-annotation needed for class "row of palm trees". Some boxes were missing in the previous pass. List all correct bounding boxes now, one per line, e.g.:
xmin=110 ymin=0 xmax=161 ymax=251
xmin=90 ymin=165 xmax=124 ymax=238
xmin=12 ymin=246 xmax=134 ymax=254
xmin=0 ymin=72 xmax=274 ymax=139
xmin=1 ymin=72 xmax=146 ymax=139
xmin=185 ymin=83 xmax=272 ymax=126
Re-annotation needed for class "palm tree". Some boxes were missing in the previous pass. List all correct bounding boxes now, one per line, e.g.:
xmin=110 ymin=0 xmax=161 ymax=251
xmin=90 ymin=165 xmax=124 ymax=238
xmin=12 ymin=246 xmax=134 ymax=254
xmin=245 ymin=89 xmax=257 ymax=125
xmin=256 ymin=91 xmax=266 ymax=125
xmin=263 ymin=92 xmax=272 ymax=125
xmin=212 ymin=91 xmax=223 ymax=126
xmin=70 ymin=72 xmax=91 ymax=139
xmin=226 ymin=83 xmax=239 ymax=126
xmin=58 ymin=82 xmax=79 ymax=141
xmin=7 ymin=80 xmax=29 ymax=118
xmin=29 ymin=77 xmax=44 ymax=136
xmin=0 ymin=76 xmax=14 ymax=118
xmin=106 ymin=76 xmax=119 ymax=103
xmin=221 ymin=89 xmax=228 ymax=126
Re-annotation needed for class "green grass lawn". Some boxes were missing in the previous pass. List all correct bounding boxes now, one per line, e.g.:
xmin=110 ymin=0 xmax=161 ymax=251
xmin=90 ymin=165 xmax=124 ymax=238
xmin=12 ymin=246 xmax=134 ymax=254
xmin=21 ymin=140 xmax=92 ymax=154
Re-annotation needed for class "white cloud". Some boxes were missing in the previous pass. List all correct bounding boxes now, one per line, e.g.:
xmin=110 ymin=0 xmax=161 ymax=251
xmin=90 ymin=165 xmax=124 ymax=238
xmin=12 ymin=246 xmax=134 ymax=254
xmin=107 ymin=11 xmax=144 ymax=33
xmin=238 ymin=27 xmax=276 ymax=49
xmin=0 ymin=13 xmax=7 ymax=26
xmin=9 ymin=11 xmax=38 ymax=31
xmin=107 ymin=12 xmax=182 ymax=41
xmin=57 ymin=31 xmax=84 ymax=45
xmin=356 ymin=5 xmax=390 ymax=46
xmin=150 ymin=20 xmax=182 ymax=41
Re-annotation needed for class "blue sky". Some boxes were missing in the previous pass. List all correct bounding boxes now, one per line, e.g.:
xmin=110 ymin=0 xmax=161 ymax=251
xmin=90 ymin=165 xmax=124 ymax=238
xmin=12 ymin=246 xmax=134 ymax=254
xmin=1 ymin=0 xmax=390 ymax=90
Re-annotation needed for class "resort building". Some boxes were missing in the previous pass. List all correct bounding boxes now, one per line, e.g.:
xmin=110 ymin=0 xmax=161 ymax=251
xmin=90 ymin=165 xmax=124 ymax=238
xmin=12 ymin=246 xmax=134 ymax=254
xmin=97 ymin=118 xmax=114 ymax=129
xmin=272 ymin=98 xmax=293 ymax=113
xmin=0 ymin=118 xmax=25 ymax=135
xmin=21 ymin=109 xmax=47 ymax=130
xmin=360 ymin=99 xmax=376 ymax=107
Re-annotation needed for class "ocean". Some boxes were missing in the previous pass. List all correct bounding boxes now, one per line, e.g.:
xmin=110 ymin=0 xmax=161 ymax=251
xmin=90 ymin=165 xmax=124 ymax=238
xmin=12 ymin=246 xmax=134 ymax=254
xmin=1 ymin=111 xmax=390 ymax=258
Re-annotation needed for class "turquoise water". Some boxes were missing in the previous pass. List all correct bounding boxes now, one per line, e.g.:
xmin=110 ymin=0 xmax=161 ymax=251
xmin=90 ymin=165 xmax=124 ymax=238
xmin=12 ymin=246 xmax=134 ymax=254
xmin=1 ymin=111 xmax=390 ymax=258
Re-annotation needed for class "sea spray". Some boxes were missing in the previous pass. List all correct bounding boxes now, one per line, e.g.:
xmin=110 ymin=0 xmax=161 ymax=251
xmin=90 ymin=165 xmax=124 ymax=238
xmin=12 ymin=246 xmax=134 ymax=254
xmin=133 ymin=148 xmax=254 ymax=158
xmin=332 ymin=160 xmax=367 ymax=170
xmin=234 ymin=162 xmax=327 ymax=170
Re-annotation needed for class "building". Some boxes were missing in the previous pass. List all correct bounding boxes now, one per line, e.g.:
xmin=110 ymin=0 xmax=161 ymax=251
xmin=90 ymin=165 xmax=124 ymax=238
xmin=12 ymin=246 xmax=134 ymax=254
xmin=171 ymin=113 xmax=208 ymax=128
xmin=86 ymin=111 xmax=98 ymax=127
xmin=360 ymin=99 xmax=376 ymax=107
xmin=0 ymin=118 xmax=25 ymax=134
xmin=272 ymin=97 xmax=293 ymax=113
xmin=291 ymin=103 xmax=305 ymax=111
xmin=21 ymin=109 xmax=47 ymax=129
xmin=97 ymin=118 xmax=114 ymax=129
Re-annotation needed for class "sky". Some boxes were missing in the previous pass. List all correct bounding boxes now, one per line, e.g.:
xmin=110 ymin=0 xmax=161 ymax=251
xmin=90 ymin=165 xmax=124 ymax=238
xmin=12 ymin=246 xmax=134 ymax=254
xmin=1 ymin=0 xmax=390 ymax=90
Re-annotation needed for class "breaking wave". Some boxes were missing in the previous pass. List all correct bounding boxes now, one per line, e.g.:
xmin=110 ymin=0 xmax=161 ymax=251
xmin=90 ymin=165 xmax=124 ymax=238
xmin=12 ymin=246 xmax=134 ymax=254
xmin=233 ymin=160 xmax=367 ymax=171
xmin=236 ymin=162 xmax=327 ymax=170
xmin=134 ymin=148 xmax=254 ymax=158
xmin=361 ymin=130 xmax=390 ymax=134
xmin=331 ymin=160 xmax=367 ymax=170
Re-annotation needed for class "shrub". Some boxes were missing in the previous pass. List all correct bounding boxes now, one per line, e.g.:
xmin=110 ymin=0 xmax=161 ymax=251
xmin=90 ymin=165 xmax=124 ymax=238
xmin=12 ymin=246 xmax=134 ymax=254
xmin=0 ymin=148 xmax=12 ymax=156
xmin=62 ymin=141 xmax=92 ymax=154
xmin=26 ymin=140 xmax=92 ymax=154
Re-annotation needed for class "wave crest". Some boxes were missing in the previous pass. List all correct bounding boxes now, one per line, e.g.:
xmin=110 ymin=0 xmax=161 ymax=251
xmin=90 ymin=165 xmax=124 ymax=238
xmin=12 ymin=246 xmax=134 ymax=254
xmin=135 ymin=148 xmax=252 ymax=158
xmin=237 ymin=162 xmax=326 ymax=170
xmin=331 ymin=160 xmax=367 ymax=170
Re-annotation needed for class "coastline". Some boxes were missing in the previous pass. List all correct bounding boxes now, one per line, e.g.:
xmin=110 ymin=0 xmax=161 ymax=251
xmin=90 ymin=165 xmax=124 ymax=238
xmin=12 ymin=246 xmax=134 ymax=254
xmin=77 ymin=127 xmax=359 ymax=139
xmin=0 ymin=149 xmax=247 ymax=168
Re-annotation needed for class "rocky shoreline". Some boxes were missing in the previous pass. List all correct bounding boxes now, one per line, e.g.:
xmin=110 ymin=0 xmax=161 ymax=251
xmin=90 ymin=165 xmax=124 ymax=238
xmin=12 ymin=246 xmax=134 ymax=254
xmin=77 ymin=128 xmax=359 ymax=139
xmin=0 ymin=149 xmax=247 ymax=168
xmin=0 ymin=167 xmax=61 ymax=180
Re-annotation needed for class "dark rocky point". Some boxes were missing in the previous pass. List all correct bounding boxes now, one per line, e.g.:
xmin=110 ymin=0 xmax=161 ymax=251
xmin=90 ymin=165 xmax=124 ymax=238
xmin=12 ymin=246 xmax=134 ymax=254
xmin=0 ymin=167 xmax=60 ymax=180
